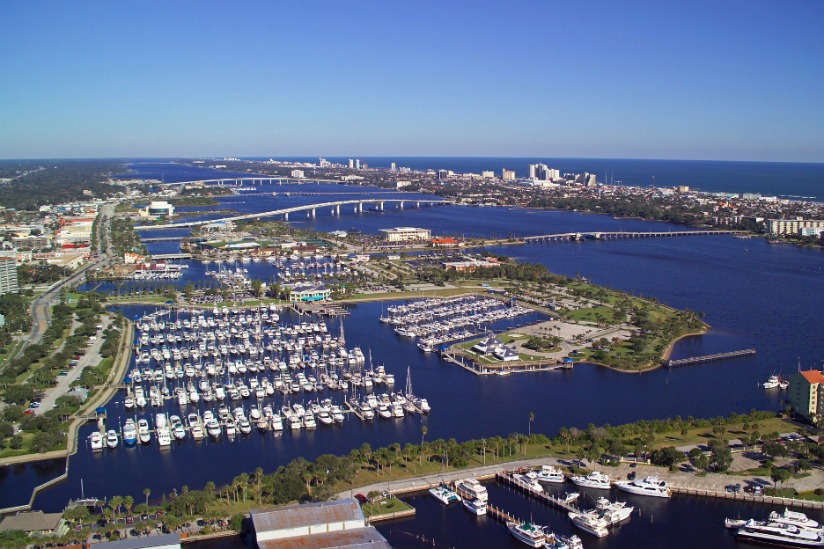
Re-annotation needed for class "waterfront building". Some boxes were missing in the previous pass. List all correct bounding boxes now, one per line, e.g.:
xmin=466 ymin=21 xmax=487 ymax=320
xmin=379 ymin=227 xmax=431 ymax=242
xmin=288 ymin=282 xmax=331 ymax=303
xmin=250 ymin=498 xmax=390 ymax=549
xmin=0 ymin=510 xmax=67 ymax=537
xmin=502 ymin=168 xmax=516 ymax=181
xmin=348 ymin=159 xmax=354 ymax=168
xmin=788 ymin=370 xmax=824 ymax=424
xmin=528 ymin=163 xmax=560 ymax=181
xmin=0 ymin=256 xmax=18 ymax=295
xmin=140 ymin=201 xmax=175 ymax=218
xmin=482 ymin=170 xmax=495 ymax=178
xmin=767 ymin=218 xmax=824 ymax=236
xmin=291 ymin=169 xmax=305 ymax=178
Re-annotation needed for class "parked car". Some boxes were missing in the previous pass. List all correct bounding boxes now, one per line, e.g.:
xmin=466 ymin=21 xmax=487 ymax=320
xmin=354 ymin=493 xmax=368 ymax=504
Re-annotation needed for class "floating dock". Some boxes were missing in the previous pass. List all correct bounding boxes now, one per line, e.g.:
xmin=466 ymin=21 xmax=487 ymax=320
xmin=666 ymin=349 xmax=756 ymax=368
xmin=496 ymin=470 xmax=578 ymax=513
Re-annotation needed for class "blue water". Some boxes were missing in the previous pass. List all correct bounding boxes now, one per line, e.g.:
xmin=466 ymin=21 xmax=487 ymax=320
xmin=243 ymin=156 xmax=824 ymax=201
xmin=5 ymin=161 xmax=823 ymax=548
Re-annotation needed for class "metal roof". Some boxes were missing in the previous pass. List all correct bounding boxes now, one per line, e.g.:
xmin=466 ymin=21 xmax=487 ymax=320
xmin=89 ymin=533 xmax=181 ymax=549
xmin=258 ymin=527 xmax=391 ymax=549
xmin=251 ymin=498 xmax=363 ymax=533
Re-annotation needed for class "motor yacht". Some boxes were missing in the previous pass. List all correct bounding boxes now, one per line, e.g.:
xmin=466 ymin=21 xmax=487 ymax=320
xmin=736 ymin=519 xmax=824 ymax=547
xmin=105 ymin=429 xmax=119 ymax=449
xmin=570 ymin=471 xmax=611 ymax=489
xmin=90 ymin=431 xmax=103 ymax=451
xmin=429 ymin=484 xmax=461 ymax=505
xmin=536 ymin=465 xmax=566 ymax=483
xmin=769 ymin=508 xmax=821 ymax=530
xmin=462 ymin=496 xmax=487 ymax=516
xmin=614 ymin=475 xmax=671 ymax=498
xmin=122 ymin=420 xmax=137 ymax=445
xmin=568 ymin=511 xmax=609 ymax=538
xmin=137 ymin=419 xmax=151 ymax=444
xmin=454 ymin=478 xmax=488 ymax=502
xmin=507 ymin=520 xmax=547 ymax=548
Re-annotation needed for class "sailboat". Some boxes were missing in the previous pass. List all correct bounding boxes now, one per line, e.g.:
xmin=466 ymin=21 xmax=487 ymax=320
xmin=405 ymin=365 xmax=431 ymax=413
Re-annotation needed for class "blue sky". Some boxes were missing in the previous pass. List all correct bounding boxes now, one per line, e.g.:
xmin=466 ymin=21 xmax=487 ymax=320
xmin=1 ymin=1 xmax=822 ymax=162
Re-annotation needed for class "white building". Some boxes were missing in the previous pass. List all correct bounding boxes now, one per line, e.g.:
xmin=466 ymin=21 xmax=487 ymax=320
xmin=0 ymin=257 xmax=18 ymax=295
xmin=141 ymin=201 xmax=175 ymax=218
xmin=379 ymin=227 xmax=431 ymax=242
xmin=250 ymin=498 xmax=390 ymax=549
xmin=290 ymin=169 xmax=305 ymax=178
xmin=768 ymin=218 xmax=824 ymax=236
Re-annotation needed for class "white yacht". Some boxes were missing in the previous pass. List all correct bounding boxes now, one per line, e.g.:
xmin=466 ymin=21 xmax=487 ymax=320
xmin=272 ymin=414 xmax=284 ymax=431
xmin=570 ymin=470 xmax=611 ymax=489
xmin=157 ymin=427 xmax=172 ymax=447
xmin=137 ymin=419 xmax=151 ymax=444
xmin=736 ymin=519 xmax=824 ymax=547
xmin=769 ymin=508 xmax=821 ymax=530
xmin=614 ymin=475 xmax=671 ymax=498
xmin=122 ymin=420 xmax=137 ymax=445
xmin=89 ymin=431 xmax=103 ymax=451
xmin=454 ymin=478 xmax=488 ymax=502
xmin=462 ymin=496 xmax=487 ymax=516
xmin=507 ymin=520 xmax=547 ymax=547
xmin=105 ymin=429 xmax=119 ymax=449
xmin=595 ymin=497 xmax=634 ymax=525
xmin=206 ymin=418 xmax=222 ymax=438
xmin=536 ymin=465 xmax=566 ymax=483
xmin=513 ymin=473 xmax=544 ymax=493
xmin=763 ymin=375 xmax=780 ymax=389
xmin=569 ymin=511 xmax=609 ymax=538
xmin=429 ymin=484 xmax=461 ymax=505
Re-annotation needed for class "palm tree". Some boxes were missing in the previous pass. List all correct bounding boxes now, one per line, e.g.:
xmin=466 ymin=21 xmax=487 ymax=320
xmin=420 ymin=426 xmax=428 ymax=465
xmin=255 ymin=467 xmax=263 ymax=503
xmin=123 ymin=495 xmax=134 ymax=517
xmin=143 ymin=488 xmax=150 ymax=512
xmin=528 ymin=412 xmax=535 ymax=436
xmin=109 ymin=495 xmax=123 ymax=519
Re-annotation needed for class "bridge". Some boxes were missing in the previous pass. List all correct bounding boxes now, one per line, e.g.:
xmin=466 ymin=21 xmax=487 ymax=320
xmin=159 ymin=176 xmax=342 ymax=187
xmin=523 ymin=229 xmax=746 ymax=243
xmin=141 ymin=236 xmax=188 ymax=242
xmin=135 ymin=198 xmax=451 ymax=230
xmin=150 ymin=253 xmax=192 ymax=260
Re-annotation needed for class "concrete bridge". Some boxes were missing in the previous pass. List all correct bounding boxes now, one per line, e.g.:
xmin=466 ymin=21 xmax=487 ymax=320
xmin=135 ymin=198 xmax=451 ymax=230
xmin=159 ymin=177 xmax=341 ymax=187
xmin=523 ymin=229 xmax=746 ymax=243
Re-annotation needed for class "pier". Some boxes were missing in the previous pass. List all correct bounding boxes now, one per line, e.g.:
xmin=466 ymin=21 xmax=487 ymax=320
xmin=666 ymin=349 xmax=756 ymax=368
xmin=486 ymin=504 xmax=517 ymax=523
xmin=496 ymin=470 xmax=579 ymax=513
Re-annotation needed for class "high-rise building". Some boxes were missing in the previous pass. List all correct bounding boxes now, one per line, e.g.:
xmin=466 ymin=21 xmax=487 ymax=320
xmin=502 ymin=169 xmax=516 ymax=181
xmin=390 ymin=162 xmax=396 ymax=171
xmin=528 ymin=163 xmax=559 ymax=181
xmin=788 ymin=370 xmax=824 ymax=424
xmin=348 ymin=159 xmax=354 ymax=169
xmin=0 ymin=257 xmax=19 ymax=295
xmin=482 ymin=170 xmax=495 ymax=178
xmin=355 ymin=159 xmax=361 ymax=169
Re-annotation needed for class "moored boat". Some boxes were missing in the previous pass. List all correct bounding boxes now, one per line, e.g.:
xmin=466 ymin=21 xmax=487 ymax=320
xmin=461 ymin=496 xmax=487 ymax=516
xmin=614 ymin=475 xmax=671 ymax=498
xmin=429 ymin=484 xmax=461 ymax=505
xmin=570 ymin=470 xmax=611 ymax=489
xmin=507 ymin=520 xmax=547 ymax=547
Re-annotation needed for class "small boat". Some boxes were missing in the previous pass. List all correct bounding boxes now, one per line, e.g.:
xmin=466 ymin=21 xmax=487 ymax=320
xmin=122 ymin=420 xmax=137 ymax=445
xmin=763 ymin=375 xmax=780 ymax=389
xmin=725 ymin=518 xmax=747 ymax=529
xmin=89 ymin=431 xmax=104 ymax=451
xmin=137 ymin=419 xmax=151 ymax=444
xmin=429 ymin=484 xmax=461 ymax=505
xmin=513 ymin=473 xmax=544 ymax=492
xmin=105 ymin=430 xmax=119 ymax=449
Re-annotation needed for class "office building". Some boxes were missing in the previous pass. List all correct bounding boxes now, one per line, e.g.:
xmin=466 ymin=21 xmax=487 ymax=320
xmin=379 ymin=227 xmax=431 ymax=242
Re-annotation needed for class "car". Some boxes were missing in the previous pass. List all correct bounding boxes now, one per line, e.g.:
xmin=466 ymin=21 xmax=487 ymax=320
xmin=58 ymin=370 xmax=69 ymax=376
xmin=354 ymin=493 xmax=368 ymax=504
xmin=24 ymin=409 xmax=35 ymax=415
xmin=28 ymin=402 xmax=40 ymax=409
xmin=125 ymin=516 xmax=134 ymax=524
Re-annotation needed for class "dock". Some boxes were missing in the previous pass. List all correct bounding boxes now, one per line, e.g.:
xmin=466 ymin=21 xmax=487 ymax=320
xmin=666 ymin=349 xmax=756 ymax=368
xmin=486 ymin=504 xmax=517 ymax=524
xmin=496 ymin=470 xmax=578 ymax=513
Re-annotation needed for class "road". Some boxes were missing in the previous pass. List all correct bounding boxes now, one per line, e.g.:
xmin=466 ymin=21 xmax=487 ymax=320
xmin=2 ymin=202 xmax=115 ymax=370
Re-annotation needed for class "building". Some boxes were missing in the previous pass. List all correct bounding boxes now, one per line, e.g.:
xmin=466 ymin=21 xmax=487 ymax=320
xmin=12 ymin=235 xmax=50 ymax=250
xmin=528 ymin=163 xmax=560 ymax=181
xmin=141 ymin=201 xmax=175 ymax=218
xmin=288 ymin=283 xmax=331 ymax=303
xmin=502 ymin=169 xmax=516 ymax=181
xmin=767 ymin=219 xmax=824 ymax=236
xmin=482 ymin=170 xmax=495 ymax=178
xmin=0 ymin=510 xmax=67 ymax=537
xmin=788 ymin=370 xmax=824 ymax=424
xmin=348 ymin=159 xmax=354 ymax=169
xmin=250 ymin=498 xmax=390 ymax=549
xmin=290 ymin=169 xmax=305 ymax=178
xmin=379 ymin=227 xmax=431 ymax=242
xmin=0 ymin=256 xmax=18 ymax=295
xmin=90 ymin=533 xmax=181 ymax=549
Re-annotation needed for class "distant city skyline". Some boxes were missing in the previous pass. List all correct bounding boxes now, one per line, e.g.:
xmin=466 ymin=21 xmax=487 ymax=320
xmin=1 ymin=1 xmax=823 ymax=162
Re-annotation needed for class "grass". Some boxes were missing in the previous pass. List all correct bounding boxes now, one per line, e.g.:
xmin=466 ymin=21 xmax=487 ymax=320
xmin=797 ymin=491 xmax=824 ymax=502
xmin=361 ymin=497 xmax=414 ymax=518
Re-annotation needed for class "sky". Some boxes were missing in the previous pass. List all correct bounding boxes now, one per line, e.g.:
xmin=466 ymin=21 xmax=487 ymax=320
xmin=1 ymin=1 xmax=823 ymax=162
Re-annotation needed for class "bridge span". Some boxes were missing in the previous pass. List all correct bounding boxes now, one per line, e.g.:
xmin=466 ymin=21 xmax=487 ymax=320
xmin=523 ymin=230 xmax=746 ymax=242
xmin=136 ymin=198 xmax=450 ymax=230
xmin=160 ymin=176 xmax=340 ymax=187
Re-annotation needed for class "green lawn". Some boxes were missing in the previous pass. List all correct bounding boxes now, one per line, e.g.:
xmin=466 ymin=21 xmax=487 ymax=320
xmin=361 ymin=497 xmax=414 ymax=518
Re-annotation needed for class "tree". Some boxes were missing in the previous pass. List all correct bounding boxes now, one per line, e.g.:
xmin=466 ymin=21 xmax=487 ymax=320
xmin=528 ymin=412 xmax=534 ymax=436
xmin=109 ymin=495 xmax=123 ymax=518
xmin=123 ymin=495 xmax=134 ymax=517
xmin=143 ymin=488 xmax=151 ymax=512
xmin=771 ymin=466 xmax=793 ymax=494
xmin=420 ymin=426 xmax=427 ymax=465
xmin=559 ymin=428 xmax=572 ymax=452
